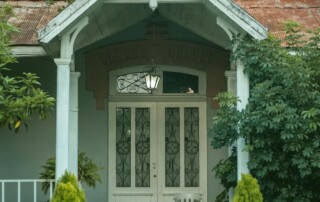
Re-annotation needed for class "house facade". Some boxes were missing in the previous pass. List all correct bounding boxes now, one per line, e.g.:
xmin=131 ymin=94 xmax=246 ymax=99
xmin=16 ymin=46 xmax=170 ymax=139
xmin=0 ymin=0 xmax=319 ymax=201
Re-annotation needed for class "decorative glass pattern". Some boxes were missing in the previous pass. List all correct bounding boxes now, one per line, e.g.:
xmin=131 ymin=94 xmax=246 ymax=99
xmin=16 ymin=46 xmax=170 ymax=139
xmin=135 ymin=108 xmax=151 ymax=187
xmin=116 ymin=108 xmax=131 ymax=187
xmin=117 ymin=73 xmax=151 ymax=94
xmin=184 ymin=108 xmax=199 ymax=187
xmin=165 ymin=108 xmax=180 ymax=187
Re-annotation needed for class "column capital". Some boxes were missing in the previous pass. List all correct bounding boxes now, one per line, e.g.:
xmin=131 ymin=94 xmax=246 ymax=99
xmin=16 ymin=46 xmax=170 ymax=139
xmin=70 ymin=72 xmax=81 ymax=78
xmin=236 ymin=59 xmax=244 ymax=67
xmin=54 ymin=58 xmax=72 ymax=66
xmin=225 ymin=70 xmax=236 ymax=78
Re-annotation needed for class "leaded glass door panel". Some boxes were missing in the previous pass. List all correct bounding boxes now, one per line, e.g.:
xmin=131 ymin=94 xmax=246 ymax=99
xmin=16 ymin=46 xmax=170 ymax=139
xmin=157 ymin=102 xmax=207 ymax=202
xmin=109 ymin=102 xmax=207 ymax=202
xmin=109 ymin=102 xmax=158 ymax=202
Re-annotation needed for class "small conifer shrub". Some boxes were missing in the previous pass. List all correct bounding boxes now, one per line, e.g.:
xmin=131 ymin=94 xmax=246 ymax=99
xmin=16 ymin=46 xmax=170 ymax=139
xmin=233 ymin=174 xmax=263 ymax=202
xmin=51 ymin=171 xmax=85 ymax=202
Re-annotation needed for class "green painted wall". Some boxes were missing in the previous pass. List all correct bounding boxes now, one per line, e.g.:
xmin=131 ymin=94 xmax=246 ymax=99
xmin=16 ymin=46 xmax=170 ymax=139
xmin=0 ymin=57 xmax=57 ymax=201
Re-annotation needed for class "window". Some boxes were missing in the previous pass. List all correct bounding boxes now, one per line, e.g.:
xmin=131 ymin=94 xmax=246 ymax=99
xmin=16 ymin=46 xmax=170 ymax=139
xmin=116 ymin=71 xmax=199 ymax=94
xmin=163 ymin=72 xmax=198 ymax=93
xmin=117 ymin=72 xmax=151 ymax=94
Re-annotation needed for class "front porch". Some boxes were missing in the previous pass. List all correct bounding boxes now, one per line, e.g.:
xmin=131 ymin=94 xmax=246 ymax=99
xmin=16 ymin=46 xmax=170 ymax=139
xmin=0 ymin=0 xmax=268 ymax=201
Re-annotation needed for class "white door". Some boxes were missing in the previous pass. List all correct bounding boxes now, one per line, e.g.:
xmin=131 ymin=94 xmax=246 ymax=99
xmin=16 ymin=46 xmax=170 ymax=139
xmin=108 ymin=102 xmax=207 ymax=202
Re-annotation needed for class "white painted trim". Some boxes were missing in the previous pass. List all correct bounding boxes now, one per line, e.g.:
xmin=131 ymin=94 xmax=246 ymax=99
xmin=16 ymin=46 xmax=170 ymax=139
xmin=0 ymin=179 xmax=55 ymax=202
xmin=225 ymin=70 xmax=237 ymax=201
xmin=109 ymin=101 xmax=207 ymax=202
xmin=38 ymin=0 xmax=98 ymax=43
xmin=68 ymin=72 xmax=81 ymax=178
xmin=207 ymin=0 xmax=268 ymax=40
xmin=104 ymin=0 xmax=200 ymax=3
xmin=108 ymin=95 xmax=207 ymax=102
xmin=54 ymin=58 xmax=71 ymax=180
xmin=10 ymin=46 xmax=47 ymax=57
xmin=217 ymin=17 xmax=241 ymax=40
xmin=38 ymin=0 xmax=266 ymax=45
xmin=149 ymin=0 xmax=158 ymax=11
xmin=225 ymin=70 xmax=237 ymax=97
xmin=60 ymin=16 xmax=89 ymax=59
xmin=236 ymin=61 xmax=250 ymax=180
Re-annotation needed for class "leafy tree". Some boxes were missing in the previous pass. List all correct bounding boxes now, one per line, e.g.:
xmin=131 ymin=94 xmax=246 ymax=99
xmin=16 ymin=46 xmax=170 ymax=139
xmin=210 ymin=22 xmax=320 ymax=201
xmin=0 ymin=5 xmax=54 ymax=132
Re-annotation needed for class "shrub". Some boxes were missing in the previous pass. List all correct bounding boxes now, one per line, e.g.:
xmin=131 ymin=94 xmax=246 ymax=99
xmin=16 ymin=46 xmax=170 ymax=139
xmin=233 ymin=174 xmax=263 ymax=202
xmin=51 ymin=171 xmax=85 ymax=202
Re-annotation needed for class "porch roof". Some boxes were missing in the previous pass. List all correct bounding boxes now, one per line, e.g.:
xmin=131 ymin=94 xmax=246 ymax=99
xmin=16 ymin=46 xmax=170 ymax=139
xmin=2 ymin=0 xmax=320 ymax=46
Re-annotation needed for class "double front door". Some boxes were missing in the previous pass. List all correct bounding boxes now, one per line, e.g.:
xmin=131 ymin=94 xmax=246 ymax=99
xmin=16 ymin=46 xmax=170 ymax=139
xmin=108 ymin=102 xmax=207 ymax=202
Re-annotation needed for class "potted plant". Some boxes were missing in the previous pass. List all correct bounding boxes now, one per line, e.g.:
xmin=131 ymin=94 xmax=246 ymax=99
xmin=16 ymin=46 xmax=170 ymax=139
xmin=40 ymin=152 xmax=102 ymax=194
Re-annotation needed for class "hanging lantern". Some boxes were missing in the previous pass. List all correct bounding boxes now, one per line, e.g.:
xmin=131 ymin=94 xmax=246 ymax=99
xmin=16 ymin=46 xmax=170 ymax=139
xmin=145 ymin=71 xmax=160 ymax=90
xmin=145 ymin=24 xmax=160 ymax=91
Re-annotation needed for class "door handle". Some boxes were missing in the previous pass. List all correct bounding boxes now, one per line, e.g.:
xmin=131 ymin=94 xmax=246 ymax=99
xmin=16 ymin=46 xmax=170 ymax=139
xmin=152 ymin=162 xmax=156 ymax=169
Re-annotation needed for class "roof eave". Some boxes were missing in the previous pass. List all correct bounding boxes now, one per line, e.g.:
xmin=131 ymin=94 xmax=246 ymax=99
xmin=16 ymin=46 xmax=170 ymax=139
xmin=208 ymin=0 xmax=268 ymax=40
xmin=37 ymin=0 xmax=99 ymax=44
xmin=38 ymin=0 xmax=268 ymax=45
xmin=10 ymin=46 xmax=48 ymax=57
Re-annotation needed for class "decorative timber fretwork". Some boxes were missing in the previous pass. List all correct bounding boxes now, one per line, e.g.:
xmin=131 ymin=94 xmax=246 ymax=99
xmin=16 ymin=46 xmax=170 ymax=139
xmin=86 ymin=39 xmax=229 ymax=110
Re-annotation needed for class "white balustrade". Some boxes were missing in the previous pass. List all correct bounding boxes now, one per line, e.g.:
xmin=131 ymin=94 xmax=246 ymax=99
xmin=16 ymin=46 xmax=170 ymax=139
xmin=0 ymin=179 xmax=54 ymax=202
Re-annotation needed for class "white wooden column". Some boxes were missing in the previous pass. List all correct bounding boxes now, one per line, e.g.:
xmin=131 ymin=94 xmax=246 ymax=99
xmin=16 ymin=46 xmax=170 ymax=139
xmin=225 ymin=70 xmax=237 ymax=97
xmin=68 ymin=72 xmax=81 ymax=176
xmin=54 ymin=17 xmax=89 ymax=181
xmin=225 ymin=69 xmax=236 ymax=200
xmin=54 ymin=58 xmax=71 ymax=180
xmin=225 ymin=70 xmax=237 ymax=154
xmin=236 ymin=61 xmax=250 ymax=180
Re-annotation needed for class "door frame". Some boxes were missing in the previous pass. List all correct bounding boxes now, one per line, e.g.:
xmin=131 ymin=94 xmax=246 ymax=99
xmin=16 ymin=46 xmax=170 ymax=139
xmin=108 ymin=100 xmax=207 ymax=202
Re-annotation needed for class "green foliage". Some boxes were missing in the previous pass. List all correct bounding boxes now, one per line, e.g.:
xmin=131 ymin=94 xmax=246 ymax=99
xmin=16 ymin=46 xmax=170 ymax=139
xmin=0 ymin=5 xmax=16 ymax=66
xmin=213 ymin=147 xmax=237 ymax=202
xmin=211 ymin=23 xmax=320 ymax=202
xmin=233 ymin=174 xmax=263 ymax=202
xmin=0 ymin=5 xmax=54 ymax=132
xmin=40 ymin=157 xmax=56 ymax=194
xmin=78 ymin=152 xmax=102 ymax=188
xmin=209 ymin=92 xmax=241 ymax=149
xmin=51 ymin=171 xmax=85 ymax=202
xmin=208 ymin=92 xmax=239 ymax=202
xmin=40 ymin=152 xmax=102 ymax=194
